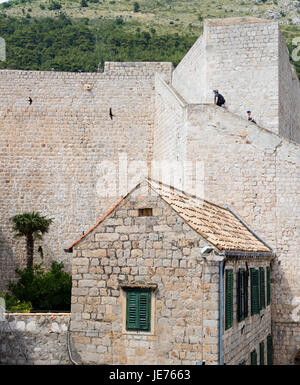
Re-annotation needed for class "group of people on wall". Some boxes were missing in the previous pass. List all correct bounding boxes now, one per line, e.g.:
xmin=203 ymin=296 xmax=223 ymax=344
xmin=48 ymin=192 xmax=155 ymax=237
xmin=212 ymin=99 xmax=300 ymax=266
xmin=213 ymin=89 xmax=257 ymax=125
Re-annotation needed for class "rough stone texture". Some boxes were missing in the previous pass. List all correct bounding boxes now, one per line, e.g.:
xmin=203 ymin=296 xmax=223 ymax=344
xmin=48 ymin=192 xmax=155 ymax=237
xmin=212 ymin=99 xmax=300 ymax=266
xmin=172 ymin=35 xmax=206 ymax=104
xmin=272 ymin=321 xmax=300 ymax=365
xmin=70 ymin=184 xmax=220 ymax=365
xmin=0 ymin=17 xmax=299 ymax=365
xmin=0 ymin=313 xmax=70 ymax=364
xmin=172 ymin=17 xmax=300 ymax=140
xmin=0 ymin=62 xmax=173 ymax=291
xmin=154 ymin=75 xmax=300 ymax=364
xmin=278 ymin=29 xmax=300 ymax=143
xmin=223 ymin=259 xmax=272 ymax=365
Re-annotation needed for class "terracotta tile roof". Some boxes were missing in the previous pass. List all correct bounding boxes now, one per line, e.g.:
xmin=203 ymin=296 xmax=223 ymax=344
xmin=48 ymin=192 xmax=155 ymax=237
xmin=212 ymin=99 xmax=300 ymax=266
xmin=147 ymin=179 xmax=271 ymax=253
xmin=65 ymin=178 xmax=271 ymax=253
xmin=64 ymin=197 xmax=125 ymax=252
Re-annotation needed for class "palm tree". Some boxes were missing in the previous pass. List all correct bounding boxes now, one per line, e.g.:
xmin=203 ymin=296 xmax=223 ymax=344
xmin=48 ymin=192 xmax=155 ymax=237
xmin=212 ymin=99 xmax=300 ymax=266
xmin=11 ymin=212 xmax=53 ymax=268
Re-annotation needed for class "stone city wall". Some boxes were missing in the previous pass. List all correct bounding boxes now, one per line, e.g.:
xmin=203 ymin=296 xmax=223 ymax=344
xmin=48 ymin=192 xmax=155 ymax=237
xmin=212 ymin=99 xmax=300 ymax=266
xmin=278 ymin=29 xmax=300 ymax=143
xmin=0 ymin=313 xmax=70 ymax=364
xmin=204 ymin=18 xmax=280 ymax=133
xmin=153 ymin=99 xmax=300 ymax=364
xmin=0 ymin=62 xmax=173 ymax=292
xmin=172 ymin=35 xmax=206 ymax=104
xmin=272 ymin=321 xmax=300 ymax=365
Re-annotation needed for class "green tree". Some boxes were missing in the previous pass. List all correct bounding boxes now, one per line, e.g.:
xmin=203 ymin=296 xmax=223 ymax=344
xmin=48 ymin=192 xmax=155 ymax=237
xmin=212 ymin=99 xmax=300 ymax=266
xmin=133 ymin=2 xmax=140 ymax=12
xmin=11 ymin=212 xmax=53 ymax=268
xmin=48 ymin=1 xmax=62 ymax=11
xmin=7 ymin=262 xmax=72 ymax=311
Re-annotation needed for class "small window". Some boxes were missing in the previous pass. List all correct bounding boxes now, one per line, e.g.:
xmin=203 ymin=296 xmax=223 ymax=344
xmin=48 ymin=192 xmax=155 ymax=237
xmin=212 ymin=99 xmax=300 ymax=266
xmin=126 ymin=289 xmax=151 ymax=332
xmin=138 ymin=208 xmax=153 ymax=217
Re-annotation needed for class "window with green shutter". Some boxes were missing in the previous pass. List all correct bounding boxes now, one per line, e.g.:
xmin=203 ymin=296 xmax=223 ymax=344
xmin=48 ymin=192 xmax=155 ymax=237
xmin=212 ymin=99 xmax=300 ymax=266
xmin=251 ymin=349 xmax=257 ymax=365
xmin=259 ymin=341 xmax=265 ymax=365
xmin=259 ymin=267 xmax=266 ymax=310
xmin=250 ymin=268 xmax=260 ymax=315
xmin=267 ymin=334 xmax=273 ymax=365
xmin=237 ymin=268 xmax=248 ymax=322
xmin=126 ymin=289 xmax=151 ymax=331
xmin=266 ymin=266 xmax=271 ymax=306
xmin=225 ymin=269 xmax=233 ymax=330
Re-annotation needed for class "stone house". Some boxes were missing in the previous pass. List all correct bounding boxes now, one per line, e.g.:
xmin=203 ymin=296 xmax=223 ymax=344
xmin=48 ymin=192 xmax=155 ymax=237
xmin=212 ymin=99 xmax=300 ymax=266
xmin=66 ymin=179 xmax=274 ymax=365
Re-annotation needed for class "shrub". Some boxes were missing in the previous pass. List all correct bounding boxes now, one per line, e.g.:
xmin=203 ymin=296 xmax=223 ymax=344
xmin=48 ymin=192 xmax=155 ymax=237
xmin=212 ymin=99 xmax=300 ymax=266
xmin=7 ymin=262 xmax=72 ymax=311
xmin=48 ymin=1 xmax=62 ymax=11
xmin=115 ymin=16 xmax=124 ymax=25
xmin=1 ymin=294 xmax=32 ymax=313
xmin=133 ymin=2 xmax=140 ymax=12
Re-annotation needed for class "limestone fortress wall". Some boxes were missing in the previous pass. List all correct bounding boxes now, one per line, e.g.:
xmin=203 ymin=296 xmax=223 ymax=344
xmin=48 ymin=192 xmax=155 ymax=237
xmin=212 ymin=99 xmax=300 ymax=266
xmin=0 ymin=63 xmax=172 ymax=289
xmin=0 ymin=17 xmax=299 ymax=364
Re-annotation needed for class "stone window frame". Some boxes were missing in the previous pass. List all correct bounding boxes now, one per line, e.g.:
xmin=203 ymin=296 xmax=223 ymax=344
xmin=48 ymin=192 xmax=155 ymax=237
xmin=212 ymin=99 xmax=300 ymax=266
xmin=120 ymin=283 xmax=157 ymax=336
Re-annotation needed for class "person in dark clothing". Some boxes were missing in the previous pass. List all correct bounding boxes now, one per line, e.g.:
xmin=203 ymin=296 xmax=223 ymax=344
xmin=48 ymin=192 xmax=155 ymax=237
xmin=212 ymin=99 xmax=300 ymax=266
xmin=213 ymin=90 xmax=225 ymax=107
xmin=247 ymin=110 xmax=257 ymax=124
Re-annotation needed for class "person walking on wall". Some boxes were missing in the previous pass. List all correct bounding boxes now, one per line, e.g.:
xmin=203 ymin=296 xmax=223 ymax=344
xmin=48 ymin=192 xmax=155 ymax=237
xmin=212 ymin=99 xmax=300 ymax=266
xmin=213 ymin=90 xmax=225 ymax=107
xmin=247 ymin=110 xmax=257 ymax=124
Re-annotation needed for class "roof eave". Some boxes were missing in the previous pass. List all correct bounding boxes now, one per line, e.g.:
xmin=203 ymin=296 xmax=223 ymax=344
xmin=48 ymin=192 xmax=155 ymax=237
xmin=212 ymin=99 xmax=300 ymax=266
xmin=224 ymin=250 xmax=275 ymax=259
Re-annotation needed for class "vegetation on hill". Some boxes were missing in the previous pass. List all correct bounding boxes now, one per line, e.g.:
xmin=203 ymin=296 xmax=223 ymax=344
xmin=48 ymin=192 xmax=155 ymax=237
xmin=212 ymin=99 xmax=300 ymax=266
xmin=0 ymin=1 xmax=299 ymax=78
xmin=0 ymin=14 xmax=197 ymax=71
xmin=1 ymin=0 xmax=299 ymax=33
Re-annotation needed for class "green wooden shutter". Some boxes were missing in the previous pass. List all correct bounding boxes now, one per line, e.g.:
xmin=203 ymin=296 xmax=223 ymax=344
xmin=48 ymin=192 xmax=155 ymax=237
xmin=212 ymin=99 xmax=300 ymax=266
xmin=251 ymin=349 xmax=257 ymax=365
xmin=138 ymin=291 xmax=151 ymax=331
xmin=126 ymin=290 xmax=139 ymax=330
xmin=225 ymin=269 xmax=233 ymax=330
xmin=259 ymin=341 xmax=265 ymax=365
xmin=267 ymin=334 xmax=273 ymax=365
xmin=259 ymin=267 xmax=266 ymax=310
xmin=244 ymin=270 xmax=249 ymax=318
xmin=266 ymin=266 xmax=271 ymax=306
xmin=250 ymin=268 xmax=259 ymax=315
xmin=237 ymin=269 xmax=242 ymax=322
xmin=126 ymin=289 xmax=151 ymax=331
xmin=237 ymin=269 xmax=247 ymax=322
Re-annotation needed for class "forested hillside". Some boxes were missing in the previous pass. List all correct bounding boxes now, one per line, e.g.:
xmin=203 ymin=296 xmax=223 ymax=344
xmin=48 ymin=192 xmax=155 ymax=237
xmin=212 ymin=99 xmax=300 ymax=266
xmin=0 ymin=14 xmax=197 ymax=71
xmin=0 ymin=0 xmax=299 ymax=78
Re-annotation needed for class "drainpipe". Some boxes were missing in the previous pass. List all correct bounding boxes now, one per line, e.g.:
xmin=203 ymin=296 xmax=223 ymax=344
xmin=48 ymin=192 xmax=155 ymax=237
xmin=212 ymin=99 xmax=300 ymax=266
xmin=219 ymin=259 xmax=224 ymax=365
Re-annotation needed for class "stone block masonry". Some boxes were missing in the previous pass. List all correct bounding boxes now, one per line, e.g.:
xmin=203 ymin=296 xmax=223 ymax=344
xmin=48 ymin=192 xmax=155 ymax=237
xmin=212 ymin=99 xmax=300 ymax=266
xmin=172 ymin=17 xmax=300 ymax=141
xmin=0 ymin=313 xmax=71 ymax=364
xmin=0 ymin=16 xmax=299 ymax=365
xmin=70 ymin=186 xmax=220 ymax=365
xmin=0 ymin=62 xmax=173 ymax=291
